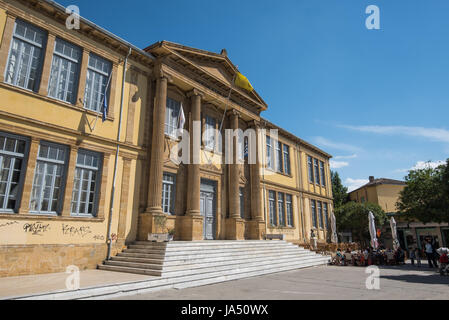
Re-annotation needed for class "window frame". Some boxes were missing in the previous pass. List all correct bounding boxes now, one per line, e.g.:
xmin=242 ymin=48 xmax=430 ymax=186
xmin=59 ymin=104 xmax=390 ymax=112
xmin=164 ymin=97 xmax=181 ymax=139
xmin=319 ymin=160 xmax=326 ymax=187
xmin=268 ymin=190 xmax=277 ymax=226
xmin=277 ymin=192 xmax=285 ymax=227
xmin=70 ymin=149 xmax=103 ymax=217
xmin=161 ymin=172 xmax=176 ymax=215
xmin=0 ymin=131 xmax=30 ymax=213
xmin=311 ymin=199 xmax=317 ymax=228
xmin=29 ymin=141 xmax=69 ymax=215
xmin=4 ymin=19 xmax=47 ymax=92
xmin=323 ymin=202 xmax=329 ymax=230
xmin=204 ymin=115 xmax=216 ymax=151
xmin=317 ymin=201 xmax=324 ymax=229
xmin=266 ymin=136 xmax=274 ymax=170
xmin=275 ymin=141 xmax=283 ymax=173
xmin=283 ymin=144 xmax=290 ymax=175
xmin=307 ymin=156 xmax=314 ymax=183
xmin=83 ymin=53 xmax=112 ymax=113
xmin=47 ymin=37 xmax=81 ymax=104
xmin=314 ymin=158 xmax=320 ymax=185
xmin=286 ymin=194 xmax=293 ymax=227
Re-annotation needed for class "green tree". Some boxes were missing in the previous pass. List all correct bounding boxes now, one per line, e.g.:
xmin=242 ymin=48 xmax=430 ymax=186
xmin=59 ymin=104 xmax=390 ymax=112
xmin=397 ymin=159 xmax=449 ymax=223
xmin=331 ymin=171 xmax=348 ymax=208
xmin=335 ymin=201 xmax=387 ymax=247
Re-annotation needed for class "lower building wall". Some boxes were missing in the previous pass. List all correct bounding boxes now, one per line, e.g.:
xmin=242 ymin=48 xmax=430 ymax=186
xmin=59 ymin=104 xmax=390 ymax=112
xmin=0 ymin=242 xmax=125 ymax=278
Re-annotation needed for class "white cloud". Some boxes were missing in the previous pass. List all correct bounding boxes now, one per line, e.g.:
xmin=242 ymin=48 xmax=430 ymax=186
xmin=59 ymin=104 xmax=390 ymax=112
xmin=345 ymin=178 xmax=369 ymax=192
xmin=312 ymin=136 xmax=361 ymax=152
xmin=411 ymin=160 xmax=446 ymax=170
xmin=340 ymin=125 xmax=449 ymax=143
xmin=330 ymin=160 xmax=349 ymax=169
xmin=334 ymin=154 xmax=358 ymax=160
xmin=393 ymin=160 xmax=446 ymax=174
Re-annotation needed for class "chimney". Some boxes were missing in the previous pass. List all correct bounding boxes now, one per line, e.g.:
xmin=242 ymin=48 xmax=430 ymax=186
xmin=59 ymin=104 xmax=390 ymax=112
xmin=369 ymin=176 xmax=375 ymax=182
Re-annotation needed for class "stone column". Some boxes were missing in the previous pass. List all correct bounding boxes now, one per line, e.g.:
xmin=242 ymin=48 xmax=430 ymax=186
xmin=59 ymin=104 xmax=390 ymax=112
xmin=0 ymin=14 xmax=16 ymax=83
xmin=229 ymin=110 xmax=240 ymax=218
xmin=225 ymin=110 xmax=244 ymax=240
xmin=186 ymin=89 xmax=202 ymax=217
xmin=248 ymin=121 xmax=265 ymax=239
xmin=146 ymin=73 xmax=168 ymax=215
xmin=138 ymin=68 xmax=169 ymax=241
xmin=38 ymin=33 xmax=56 ymax=96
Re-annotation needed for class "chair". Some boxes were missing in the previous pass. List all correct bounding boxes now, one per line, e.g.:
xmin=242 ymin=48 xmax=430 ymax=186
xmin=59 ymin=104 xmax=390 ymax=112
xmin=344 ymin=252 xmax=353 ymax=265
xmin=386 ymin=251 xmax=395 ymax=265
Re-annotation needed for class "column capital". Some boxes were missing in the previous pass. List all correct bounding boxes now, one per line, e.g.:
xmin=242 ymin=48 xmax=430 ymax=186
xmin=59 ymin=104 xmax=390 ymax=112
xmin=248 ymin=119 xmax=261 ymax=129
xmin=153 ymin=64 xmax=173 ymax=83
xmin=227 ymin=108 xmax=240 ymax=118
xmin=187 ymin=88 xmax=204 ymax=98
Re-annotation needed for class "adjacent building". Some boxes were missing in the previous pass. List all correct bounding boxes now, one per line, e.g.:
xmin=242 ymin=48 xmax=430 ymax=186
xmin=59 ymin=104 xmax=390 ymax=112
xmin=0 ymin=0 xmax=333 ymax=277
xmin=349 ymin=176 xmax=449 ymax=250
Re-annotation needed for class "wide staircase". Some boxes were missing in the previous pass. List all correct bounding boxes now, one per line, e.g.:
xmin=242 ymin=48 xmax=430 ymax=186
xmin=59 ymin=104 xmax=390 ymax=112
xmin=98 ymin=240 xmax=330 ymax=290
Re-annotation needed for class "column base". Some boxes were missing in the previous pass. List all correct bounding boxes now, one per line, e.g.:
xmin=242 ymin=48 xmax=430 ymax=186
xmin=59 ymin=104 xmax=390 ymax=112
xmin=247 ymin=220 xmax=266 ymax=240
xmin=225 ymin=218 xmax=245 ymax=240
xmin=137 ymin=212 xmax=168 ymax=241
xmin=177 ymin=215 xmax=204 ymax=241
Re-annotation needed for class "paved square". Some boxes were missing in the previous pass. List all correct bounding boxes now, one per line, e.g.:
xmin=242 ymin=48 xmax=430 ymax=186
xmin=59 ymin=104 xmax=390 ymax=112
xmin=112 ymin=264 xmax=449 ymax=300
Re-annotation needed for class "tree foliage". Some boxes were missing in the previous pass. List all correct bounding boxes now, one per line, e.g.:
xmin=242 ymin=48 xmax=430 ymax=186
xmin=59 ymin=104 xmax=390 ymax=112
xmin=331 ymin=171 xmax=348 ymax=209
xmin=335 ymin=201 xmax=387 ymax=246
xmin=397 ymin=159 xmax=449 ymax=223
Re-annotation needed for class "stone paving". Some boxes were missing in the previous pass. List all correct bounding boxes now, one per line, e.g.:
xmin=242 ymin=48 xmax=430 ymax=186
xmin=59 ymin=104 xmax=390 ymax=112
xmin=113 ymin=263 xmax=449 ymax=300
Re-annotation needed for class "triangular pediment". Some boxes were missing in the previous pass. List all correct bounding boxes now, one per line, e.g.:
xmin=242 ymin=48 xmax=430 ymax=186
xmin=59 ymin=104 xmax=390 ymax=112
xmin=146 ymin=41 xmax=267 ymax=111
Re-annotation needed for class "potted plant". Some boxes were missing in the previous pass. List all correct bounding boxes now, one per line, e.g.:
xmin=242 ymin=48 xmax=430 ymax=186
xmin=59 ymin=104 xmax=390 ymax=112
xmin=168 ymin=228 xmax=175 ymax=241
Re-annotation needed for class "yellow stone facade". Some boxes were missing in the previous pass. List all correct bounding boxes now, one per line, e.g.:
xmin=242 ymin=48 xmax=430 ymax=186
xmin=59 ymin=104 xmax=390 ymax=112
xmin=0 ymin=0 xmax=333 ymax=277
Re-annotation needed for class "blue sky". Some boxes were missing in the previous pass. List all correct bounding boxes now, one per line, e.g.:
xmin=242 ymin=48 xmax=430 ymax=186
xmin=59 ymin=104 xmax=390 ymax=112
xmin=58 ymin=0 xmax=449 ymax=191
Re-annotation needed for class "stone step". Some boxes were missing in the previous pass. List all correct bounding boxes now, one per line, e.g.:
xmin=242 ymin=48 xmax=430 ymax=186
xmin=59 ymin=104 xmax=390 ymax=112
xmin=124 ymin=245 xmax=300 ymax=256
xmin=129 ymin=243 xmax=299 ymax=252
xmin=162 ymin=251 xmax=319 ymax=267
xmin=111 ymin=251 xmax=314 ymax=271
xmin=105 ymin=251 xmax=322 ymax=276
xmin=97 ymin=255 xmax=330 ymax=284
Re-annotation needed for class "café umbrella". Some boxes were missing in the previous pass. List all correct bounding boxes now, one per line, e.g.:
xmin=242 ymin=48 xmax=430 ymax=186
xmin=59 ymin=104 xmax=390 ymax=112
xmin=390 ymin=217 xmax=400 ymax=250
xmin=330 ymin=212 xmax=338 ymax=244
xmin=368 ymin=211 xmax=378 ymax=250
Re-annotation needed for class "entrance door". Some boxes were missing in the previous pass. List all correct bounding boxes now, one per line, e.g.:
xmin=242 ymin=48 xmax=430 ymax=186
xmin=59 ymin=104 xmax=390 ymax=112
xmin=200 ymin=180 xmax=216 ymax=240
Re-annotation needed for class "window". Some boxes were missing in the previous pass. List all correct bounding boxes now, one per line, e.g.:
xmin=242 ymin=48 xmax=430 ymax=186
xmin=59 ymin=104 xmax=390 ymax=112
xmin=204 ymin=115 xmax=216 ymax=150
xmin=84 ymin=53 xmax=111 ymax=112
xmin=164 ymin=98 xmax=181 ymax=138
xmin=0 ymin=132 xmax=28 ymax=212
xmin=48 ymin=38 xmax=81 ymax=104
xmin=276 ymin=141 xmax=282 ymax=173
xmin=239 ymin=187 xmax=244 ymax=219
xmin=319 ymin=161 xmax=326 ymax=187
xmin=30 ymin=142 xmax=68 ymax=214
xmin=307 ymin=156 xmax=314 ymax=183
xmin=283 ymin=144 xmax=290 ymax=175
xmin=317 ymin=201 xmax=324 ymax=229
xmin=5 ymin=19 xmax=46 ymax=92
xmin=161 ymin=172 xmax=176 ymax=215
xmin=71 ymin=150 xmax=102 ymax=216
xmin=314 ymin=158 xmax=320 ymax=185
xmin=311 ymin=199 xmax=317 ymax=228
xmin=323 ymin=202 xmax=329 ymax=230
xmin=286 ymin=194 xmax=293 ymax=227
xmin=268 ymin=190 xmax=276 ymax=226
xmin=278 ymin=192 xmax=285 ymax=226
xmin=266 ymin=136 xmax=273 ymax=170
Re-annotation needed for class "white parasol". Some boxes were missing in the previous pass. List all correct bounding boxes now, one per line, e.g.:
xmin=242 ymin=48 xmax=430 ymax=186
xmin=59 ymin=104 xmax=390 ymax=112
xmin=390 ymin=217 xmax=400 ymax=250
xmin=368 ymin=211 xmax=378 ymax=250
xmin=330 ymin=212 xmax=338 ymax=244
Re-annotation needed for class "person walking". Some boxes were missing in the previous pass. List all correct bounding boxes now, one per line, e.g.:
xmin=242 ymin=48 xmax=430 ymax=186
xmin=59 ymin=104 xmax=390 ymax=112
xmin=409 ymin=248 xmax=416 ymax=266
xmin=415 ymin=247 xmax=422 ymax=267
xmin=425 ymin=238 xmax=437 ymax=268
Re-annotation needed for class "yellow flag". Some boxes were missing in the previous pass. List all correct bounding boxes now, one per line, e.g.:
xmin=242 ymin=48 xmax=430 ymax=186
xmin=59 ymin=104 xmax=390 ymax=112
xmin=234 ymin=72 xmax=254 ymax=92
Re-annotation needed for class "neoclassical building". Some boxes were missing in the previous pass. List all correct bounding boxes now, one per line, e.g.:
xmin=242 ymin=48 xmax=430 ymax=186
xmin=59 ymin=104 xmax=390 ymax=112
xmin=0 ymin=0 xmax=333 ymax=277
